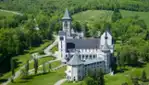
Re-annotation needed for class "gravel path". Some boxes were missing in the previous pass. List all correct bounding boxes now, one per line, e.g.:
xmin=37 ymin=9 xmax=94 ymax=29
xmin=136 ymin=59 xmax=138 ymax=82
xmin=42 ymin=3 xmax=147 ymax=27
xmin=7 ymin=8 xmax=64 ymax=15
xmin=44 ymin=36 xmax=58 ymax=56
xmin=0 ymin=9 xmax=23 ymax=16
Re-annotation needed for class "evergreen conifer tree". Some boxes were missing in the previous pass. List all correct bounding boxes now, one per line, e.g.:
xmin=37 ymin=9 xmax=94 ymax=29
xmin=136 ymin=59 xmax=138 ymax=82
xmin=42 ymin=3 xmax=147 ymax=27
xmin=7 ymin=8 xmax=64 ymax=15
xmin=34 ymin=58 xmax=38 ymax=74
xmin=141 ymin=70 xmax=147 ymax=82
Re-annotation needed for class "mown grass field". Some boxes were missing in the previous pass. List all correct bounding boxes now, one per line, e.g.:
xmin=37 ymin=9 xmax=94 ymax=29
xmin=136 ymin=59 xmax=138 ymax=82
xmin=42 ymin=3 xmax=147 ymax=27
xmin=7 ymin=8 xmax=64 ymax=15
xmin=72 ymin=10 xmax=113 ymax=26
xmin=73 ymin=10 xmax=149 ymax=27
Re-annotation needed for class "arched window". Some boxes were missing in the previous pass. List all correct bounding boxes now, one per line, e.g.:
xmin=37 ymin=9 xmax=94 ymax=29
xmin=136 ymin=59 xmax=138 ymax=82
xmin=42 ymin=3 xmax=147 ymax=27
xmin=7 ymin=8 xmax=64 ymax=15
xmin=64 ymin=21 xmax=68 ymax=28
xmin=90 ymin=55 xmax=92 ymax=59
xmin=86 ymin=55 xmax=88 ymax=59
xmin=93 ymin=55 xmax=95 ymax=58
xmin=82 ymin=55 xmax=84 ymax=59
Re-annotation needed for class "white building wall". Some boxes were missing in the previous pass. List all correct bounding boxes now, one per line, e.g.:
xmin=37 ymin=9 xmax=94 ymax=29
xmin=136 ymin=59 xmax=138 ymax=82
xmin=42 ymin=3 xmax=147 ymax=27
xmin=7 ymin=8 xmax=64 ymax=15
xmin=62 ymin=20 xmax=71 ymax=36
xmin=100 ymin=32 xmax=112 ymax=46
xmin=58 ymin=35 xmax=67 ymax=62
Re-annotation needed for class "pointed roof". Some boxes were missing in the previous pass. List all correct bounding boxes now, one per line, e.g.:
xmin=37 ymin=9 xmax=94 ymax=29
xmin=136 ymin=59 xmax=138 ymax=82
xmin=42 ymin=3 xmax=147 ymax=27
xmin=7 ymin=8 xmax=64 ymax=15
xmin=67 ymin=51 xmax=83 ymax=65
xmin=62 ymin=8 xmax=71 ymax=20
xmin=105 ymin=28 xmax=112 ymax=35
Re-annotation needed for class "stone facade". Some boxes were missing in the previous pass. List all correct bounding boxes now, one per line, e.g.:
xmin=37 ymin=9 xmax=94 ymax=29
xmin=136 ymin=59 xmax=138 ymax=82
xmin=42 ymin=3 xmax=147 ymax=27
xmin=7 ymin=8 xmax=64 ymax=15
xmin=58 ymin=9 xmax=114 ymax=81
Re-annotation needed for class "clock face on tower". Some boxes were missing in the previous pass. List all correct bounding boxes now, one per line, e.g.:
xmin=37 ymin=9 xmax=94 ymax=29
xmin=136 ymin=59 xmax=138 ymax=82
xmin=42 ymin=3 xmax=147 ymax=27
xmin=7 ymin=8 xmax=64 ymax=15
xmin=64 ymin=21 xmax=68 ymax=28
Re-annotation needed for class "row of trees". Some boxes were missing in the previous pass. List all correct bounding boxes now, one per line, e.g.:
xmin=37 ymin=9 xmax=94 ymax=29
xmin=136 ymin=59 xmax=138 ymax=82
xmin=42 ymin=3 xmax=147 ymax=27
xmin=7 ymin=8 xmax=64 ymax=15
xmin=10 ymin=57 xmax=52 ymax=82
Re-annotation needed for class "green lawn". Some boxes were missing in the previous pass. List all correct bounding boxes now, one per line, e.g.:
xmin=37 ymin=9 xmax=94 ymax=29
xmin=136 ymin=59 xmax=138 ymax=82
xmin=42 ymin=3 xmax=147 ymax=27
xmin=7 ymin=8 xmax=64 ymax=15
xmin=37 ymin=60 xmax=61 ymax=72
xmin=8 ymin=66 xmax=66 ymax=85
xmin=29 ymin=56 xmax=55 ymax=70
xmin=51 ymin=60 xmax=61 ymax=68
xmin=51 ymin=45 xmax=58 ymax=53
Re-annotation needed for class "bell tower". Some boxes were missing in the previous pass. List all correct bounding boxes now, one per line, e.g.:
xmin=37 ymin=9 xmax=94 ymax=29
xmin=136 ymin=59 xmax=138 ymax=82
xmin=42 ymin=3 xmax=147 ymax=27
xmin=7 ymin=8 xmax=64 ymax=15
xmin=101 ymin=33 xmax=111 ymax=73
xmin=62 ymin=8 xmax=72 ymax=36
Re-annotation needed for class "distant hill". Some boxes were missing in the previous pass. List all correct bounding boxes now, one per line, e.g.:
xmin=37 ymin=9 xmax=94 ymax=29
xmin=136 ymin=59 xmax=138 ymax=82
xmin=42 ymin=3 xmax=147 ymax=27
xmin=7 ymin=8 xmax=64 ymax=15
xmin=0 ymin=0 xmax=149 ymax=15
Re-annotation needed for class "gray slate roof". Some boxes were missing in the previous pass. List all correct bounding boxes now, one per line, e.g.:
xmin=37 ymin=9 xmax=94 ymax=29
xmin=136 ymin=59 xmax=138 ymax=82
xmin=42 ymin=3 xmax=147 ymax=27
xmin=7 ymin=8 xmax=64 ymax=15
xmin=66 ymin=38 xmax=100 ymax=50
xmin=68 ymin=52 xmax=83 ymax=65
xmin=62 ymin=8 xmax=71 ymax=20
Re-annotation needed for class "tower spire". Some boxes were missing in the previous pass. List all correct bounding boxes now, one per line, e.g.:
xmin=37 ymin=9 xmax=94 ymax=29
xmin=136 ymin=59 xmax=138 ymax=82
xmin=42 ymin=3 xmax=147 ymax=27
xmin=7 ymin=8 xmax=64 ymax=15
xmin=62 ymin=8 xmax=71 ymax=20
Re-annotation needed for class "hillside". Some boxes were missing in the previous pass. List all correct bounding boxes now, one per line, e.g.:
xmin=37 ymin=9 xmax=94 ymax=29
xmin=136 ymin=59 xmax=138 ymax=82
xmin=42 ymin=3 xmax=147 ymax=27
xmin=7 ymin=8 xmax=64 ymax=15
xmin=73 ymin=10 xmax=149 ymax=27
xmin=121 ymin=10 xmax=149 ymax=27
xmin=73 ymin=10 xmax=113 ymax=24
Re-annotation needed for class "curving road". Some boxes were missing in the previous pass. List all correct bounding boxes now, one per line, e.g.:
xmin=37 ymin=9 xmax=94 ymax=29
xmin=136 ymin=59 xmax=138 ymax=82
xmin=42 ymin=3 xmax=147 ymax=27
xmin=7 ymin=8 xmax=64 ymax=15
xmin=44 ymin=36 xmax=58 ymax=55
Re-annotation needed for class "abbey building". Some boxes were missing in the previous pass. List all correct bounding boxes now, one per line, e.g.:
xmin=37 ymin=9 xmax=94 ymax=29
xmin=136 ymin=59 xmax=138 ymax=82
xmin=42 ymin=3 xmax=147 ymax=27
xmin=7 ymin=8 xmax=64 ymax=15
xmin=58 ymin=9 xmax=115 ymax=81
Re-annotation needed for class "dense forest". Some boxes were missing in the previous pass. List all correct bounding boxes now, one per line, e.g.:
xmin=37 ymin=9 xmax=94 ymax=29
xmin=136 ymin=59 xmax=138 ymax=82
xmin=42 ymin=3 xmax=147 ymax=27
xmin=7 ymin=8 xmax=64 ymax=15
xmin=0 ymin=0 xmax=149 ymax=76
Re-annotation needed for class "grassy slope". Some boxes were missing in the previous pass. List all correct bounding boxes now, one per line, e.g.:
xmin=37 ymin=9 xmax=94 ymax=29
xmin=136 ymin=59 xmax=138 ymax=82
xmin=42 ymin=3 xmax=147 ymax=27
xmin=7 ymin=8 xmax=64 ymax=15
xmin=8 ymin=67 xmax=66 ymax=85
xmin=105 ymin=63 xmax=149 ymax=85
xmin=121 ymin=10 xmax=149 ymax=27
xmin=72 ymin=10 xmax=149 ymax=27
xmin=72 ymin=10 xmax=113 ymax=26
